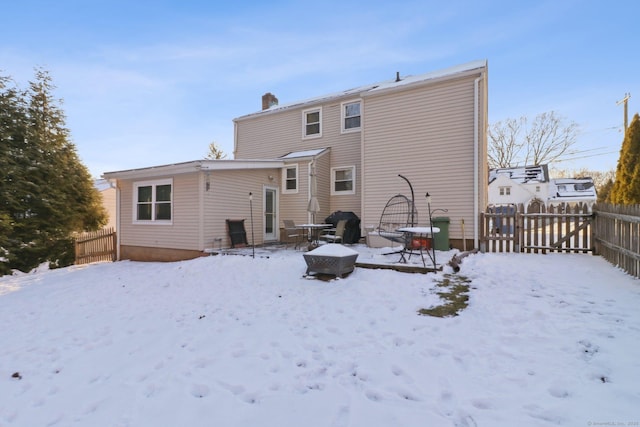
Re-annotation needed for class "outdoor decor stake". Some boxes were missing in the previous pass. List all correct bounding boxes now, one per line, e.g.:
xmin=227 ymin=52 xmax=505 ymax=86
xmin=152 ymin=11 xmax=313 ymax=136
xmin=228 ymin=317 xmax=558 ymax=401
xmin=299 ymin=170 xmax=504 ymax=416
xmin=249 ymin=192 xmax=255 ymax=258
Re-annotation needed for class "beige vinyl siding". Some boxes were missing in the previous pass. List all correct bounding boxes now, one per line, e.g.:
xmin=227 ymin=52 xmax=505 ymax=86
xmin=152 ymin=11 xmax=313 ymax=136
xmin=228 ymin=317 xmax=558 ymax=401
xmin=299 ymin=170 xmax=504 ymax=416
xmin=278 ymin=161 xmax=310 ymax=226
xmin=235 ymin=109 xmax=303 ymax=159
xmin=119 ymin=173 xmax=201 ymax=250
xmin=202 ymin=168 xmax=281 ymax=248
xmin=361 ymin=73 xmax=487 ymax=240
xmin=235 ymin=99 xmax=363 ymax=219
xmin=100 ymin=187 xmax=117 ymax=230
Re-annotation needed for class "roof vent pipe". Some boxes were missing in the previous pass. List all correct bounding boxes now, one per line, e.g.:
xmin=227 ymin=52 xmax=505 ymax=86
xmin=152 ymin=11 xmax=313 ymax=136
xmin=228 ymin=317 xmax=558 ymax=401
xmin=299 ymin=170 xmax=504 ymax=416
xmin=395 ymin=71 xmax=401 ymax=82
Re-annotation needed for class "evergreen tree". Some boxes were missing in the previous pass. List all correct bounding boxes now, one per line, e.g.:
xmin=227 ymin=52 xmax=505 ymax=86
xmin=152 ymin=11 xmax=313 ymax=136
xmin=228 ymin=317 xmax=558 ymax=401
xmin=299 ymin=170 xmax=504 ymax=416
xmin=0 ymin=69 xmax=106 ymax=274
xmin=0 ymin=75 xmax=29 ymax=275
xmin=598 ymin=178 xmax=614 ymax=203
xmin=205 ymin=141 xmax=227 ymax=159
xmin=610 ymin=114 xmax=640 ymax=205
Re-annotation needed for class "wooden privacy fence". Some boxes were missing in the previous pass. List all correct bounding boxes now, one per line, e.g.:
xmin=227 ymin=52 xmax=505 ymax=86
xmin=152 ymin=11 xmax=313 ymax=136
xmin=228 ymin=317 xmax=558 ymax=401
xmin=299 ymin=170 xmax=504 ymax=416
xmin=481 ymin=202 xmax=640 ymax=279
xmin=481 ymin=202 xmax=593 ymax=254
xmin=74 ymin=227 xmax=117 ymax=265
xmin=592 ymin=204 xmax=640 ymax=279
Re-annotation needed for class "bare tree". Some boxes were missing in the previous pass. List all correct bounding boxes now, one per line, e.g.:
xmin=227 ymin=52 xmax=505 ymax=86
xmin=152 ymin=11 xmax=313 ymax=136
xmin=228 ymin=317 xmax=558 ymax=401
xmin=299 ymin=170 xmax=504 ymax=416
xmin=488 ymin=111 xmax=579 ymax=168
xmin=487 ymin=117 xmax=525 ymax=168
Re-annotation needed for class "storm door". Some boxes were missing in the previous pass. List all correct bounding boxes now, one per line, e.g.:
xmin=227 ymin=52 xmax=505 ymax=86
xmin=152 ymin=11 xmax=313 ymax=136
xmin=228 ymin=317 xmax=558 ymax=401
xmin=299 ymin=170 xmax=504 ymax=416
xmin=263 ymin=186 xmax=278 ymax=241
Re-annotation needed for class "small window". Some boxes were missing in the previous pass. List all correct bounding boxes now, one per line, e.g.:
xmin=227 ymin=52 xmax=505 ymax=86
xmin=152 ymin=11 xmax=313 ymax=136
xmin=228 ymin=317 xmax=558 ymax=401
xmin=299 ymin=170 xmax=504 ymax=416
xmin=133 ymin=179 xmax=172 ymax=223
xmin=282 ymin=165 xmax=298 ymax=194
xmin=303 ymin=107 xmax=322 ymax=138
xmin=341 ymin=100 xmax=361 ymax=133
xmin=536 ymin=186 xmax=541 ymax=192
xmin=499 ymin=186 xmax=511 ymax=196
xmin=331 ymin=166 xmax=356 ymax=195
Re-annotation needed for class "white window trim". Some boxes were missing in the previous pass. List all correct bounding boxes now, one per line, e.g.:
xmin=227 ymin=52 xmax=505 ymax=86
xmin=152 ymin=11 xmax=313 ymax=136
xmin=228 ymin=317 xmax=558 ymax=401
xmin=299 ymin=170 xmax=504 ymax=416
xmin=341 ymin=99 xmax=361 ymax=134
xmin=331 ymin=165 xmax=356 ymax=195
xmin=282 ymin=164 xmax=299 ymax=194
xmin=302 ymin=107 xmax=322 ymax=139
xmin=132 ymin=178 xmax=173 ymax=224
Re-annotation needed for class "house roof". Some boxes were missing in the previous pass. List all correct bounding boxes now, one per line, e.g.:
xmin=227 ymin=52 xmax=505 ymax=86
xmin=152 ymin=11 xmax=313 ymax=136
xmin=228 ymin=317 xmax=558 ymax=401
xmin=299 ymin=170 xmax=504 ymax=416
xmin=234 ymin=59 xmax=487 ymax=121
xmin=549 ymin=177 xmax=597 ymax=202
xmin=103 ymin=159 xmax=286 ymax=180
xmin=278 ymin=147 xmax=329 ymax=161
xmin=94 ymin=178 xmax=113 ymax=192
xmin=103 ymin=148 xmax=331 ymax=180
xmin=489 ymin=164 xmax=549 ymax=184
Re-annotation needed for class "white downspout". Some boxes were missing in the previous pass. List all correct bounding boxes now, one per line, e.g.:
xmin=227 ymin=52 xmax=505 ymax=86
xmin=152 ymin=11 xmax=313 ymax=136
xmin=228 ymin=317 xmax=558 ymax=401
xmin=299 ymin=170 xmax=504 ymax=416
xmin=474 ymin=76 xmax=481 ymax=250
xmin=107 ymin=179 xmax=121 ymax=261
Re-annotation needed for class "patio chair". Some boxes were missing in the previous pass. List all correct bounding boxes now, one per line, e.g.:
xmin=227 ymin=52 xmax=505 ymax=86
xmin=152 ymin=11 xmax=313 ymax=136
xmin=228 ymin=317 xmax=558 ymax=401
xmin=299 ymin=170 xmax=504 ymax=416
xmin=282 ymin=219 xmax=303 ymax=248
xmin=377 ymin=194 xmax=417 ymax=248
xmin=322 ymin=219 xmax=347 ymax=243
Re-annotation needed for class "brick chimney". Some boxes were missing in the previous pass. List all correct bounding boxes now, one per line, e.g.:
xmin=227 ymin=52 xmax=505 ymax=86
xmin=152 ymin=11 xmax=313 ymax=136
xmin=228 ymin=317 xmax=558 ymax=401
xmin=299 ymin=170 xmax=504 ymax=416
xmin=262 ymin=92 xmax=278 ymax=110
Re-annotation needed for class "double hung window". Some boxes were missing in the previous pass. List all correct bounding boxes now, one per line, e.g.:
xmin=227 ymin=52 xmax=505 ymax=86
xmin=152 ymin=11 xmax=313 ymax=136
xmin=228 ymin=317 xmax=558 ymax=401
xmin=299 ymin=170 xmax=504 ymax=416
xmin=134 ymin=179 xmax=172 ymax=223
xmin=303 ymin=108 xmax=322 ymax=138
xmin=331 ymin=166 xmax=356 ymax=195
xmin=341 ymin=100 xmax=361 ymax=132
xmin=282 ymin=165 xmax=298 ymax=193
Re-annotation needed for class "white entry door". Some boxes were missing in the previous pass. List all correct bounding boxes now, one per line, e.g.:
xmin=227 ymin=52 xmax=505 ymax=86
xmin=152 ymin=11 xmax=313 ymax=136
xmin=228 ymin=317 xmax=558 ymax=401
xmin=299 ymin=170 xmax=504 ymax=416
xmin=264 ymin=186 xmax=278 ymax=241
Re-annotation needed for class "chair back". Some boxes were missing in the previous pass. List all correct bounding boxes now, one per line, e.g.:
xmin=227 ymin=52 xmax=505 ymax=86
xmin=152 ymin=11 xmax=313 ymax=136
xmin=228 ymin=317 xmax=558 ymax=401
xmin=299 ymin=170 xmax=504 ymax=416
xmin=378 ymin=194 xmax=418 ymax=244
xmin=283 ymin=219 xmax=296 ymax=230
xmin=335 ymin=219 xmax=348 ymax=237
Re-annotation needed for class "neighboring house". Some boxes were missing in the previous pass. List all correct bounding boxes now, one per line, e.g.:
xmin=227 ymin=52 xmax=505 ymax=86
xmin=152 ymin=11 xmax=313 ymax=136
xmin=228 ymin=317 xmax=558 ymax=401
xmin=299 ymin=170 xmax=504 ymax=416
xmin=94 ymin=178 xmax=117 ymax=230
xmin=548 ymin=177 xmax=597 ymax=209
xmin=103 ymin=60 xmax=488 ymax=261
xmin=488 ymin=165 xmax=596 ymax=210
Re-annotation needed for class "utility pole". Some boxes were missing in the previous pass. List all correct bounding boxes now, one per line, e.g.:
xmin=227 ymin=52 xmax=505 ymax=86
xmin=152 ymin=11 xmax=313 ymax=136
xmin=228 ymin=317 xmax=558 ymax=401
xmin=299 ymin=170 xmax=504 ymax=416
xmin=616 ymin=93 xmax=631 ymax=132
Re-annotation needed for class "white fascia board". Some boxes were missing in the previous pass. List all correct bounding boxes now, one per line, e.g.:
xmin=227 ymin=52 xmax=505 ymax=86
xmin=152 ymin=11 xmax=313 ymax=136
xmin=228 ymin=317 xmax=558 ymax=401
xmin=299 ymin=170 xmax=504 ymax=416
xmin=102 ymin=161 xmax=205 ymax=180
xmin=199 ymin=160 xmax=285 ymax=171
xmin=103 ymin=159 xmax=285 ymax=180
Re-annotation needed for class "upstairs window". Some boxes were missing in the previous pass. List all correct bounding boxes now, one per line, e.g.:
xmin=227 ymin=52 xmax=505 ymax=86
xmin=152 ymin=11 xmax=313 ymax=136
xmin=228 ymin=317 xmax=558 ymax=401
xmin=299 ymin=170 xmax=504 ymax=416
xmin=341 ymin=100 xmax=361 ymax=132
xmin=499 ymin=186 xmax=511 ymax=196
xmin=282 ymin=165 xmax=298 ymax=194
xmin=303 ymin=107 xmax=322 ymax=138
xmin=331 ymin=166 xmax=356 ymax=195
xmin=133 ymin=179 xmax=172 ymax=223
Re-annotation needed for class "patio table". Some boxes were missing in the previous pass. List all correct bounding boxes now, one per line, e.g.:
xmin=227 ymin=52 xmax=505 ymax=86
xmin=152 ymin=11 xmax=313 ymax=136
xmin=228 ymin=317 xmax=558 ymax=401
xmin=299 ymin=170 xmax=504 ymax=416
xmin=296 ymin=224 xmax=333 ymax=247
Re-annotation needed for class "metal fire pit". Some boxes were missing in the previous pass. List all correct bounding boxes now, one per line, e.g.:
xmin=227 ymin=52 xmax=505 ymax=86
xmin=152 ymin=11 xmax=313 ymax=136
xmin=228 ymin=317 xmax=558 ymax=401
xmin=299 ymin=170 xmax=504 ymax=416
xmin=303 ymin=245 xmax=359 ymax=278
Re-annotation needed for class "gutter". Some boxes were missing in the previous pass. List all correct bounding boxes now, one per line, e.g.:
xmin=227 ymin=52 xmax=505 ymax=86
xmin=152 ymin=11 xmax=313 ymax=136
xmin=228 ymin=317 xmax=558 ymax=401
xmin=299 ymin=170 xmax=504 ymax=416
xmin=106 ymin=178 xmax=121 ymax=261
xmin=474 ymin=76 xmax=481 ymax=250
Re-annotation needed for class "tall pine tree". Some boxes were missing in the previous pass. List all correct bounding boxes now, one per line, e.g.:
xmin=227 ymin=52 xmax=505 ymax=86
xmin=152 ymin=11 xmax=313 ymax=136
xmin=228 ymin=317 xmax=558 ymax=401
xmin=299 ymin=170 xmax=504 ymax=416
xmin=0 ymin=75 xmax=29 ymax=275
xmin=610 ymin=113 xmax=640 ymax=205
xmin=0 ymin=69 xmax=106 ymax=274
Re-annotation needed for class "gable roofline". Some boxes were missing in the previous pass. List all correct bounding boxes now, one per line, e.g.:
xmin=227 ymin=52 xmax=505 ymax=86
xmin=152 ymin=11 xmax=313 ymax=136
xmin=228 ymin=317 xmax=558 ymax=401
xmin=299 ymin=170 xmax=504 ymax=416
xmin=233 ymin=60 xmax=487 ymax=122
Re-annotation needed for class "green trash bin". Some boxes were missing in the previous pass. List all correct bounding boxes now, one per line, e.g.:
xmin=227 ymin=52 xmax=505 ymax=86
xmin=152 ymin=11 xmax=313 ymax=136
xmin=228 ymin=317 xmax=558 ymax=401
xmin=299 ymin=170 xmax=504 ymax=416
xmin=432 ymin=217 xmax=450 ymax=251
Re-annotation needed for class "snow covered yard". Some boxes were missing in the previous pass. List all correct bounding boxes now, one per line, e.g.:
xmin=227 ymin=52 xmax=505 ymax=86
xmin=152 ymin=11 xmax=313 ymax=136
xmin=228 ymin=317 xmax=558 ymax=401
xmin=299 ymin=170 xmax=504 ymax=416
xmin=0 ymin=248 xmax=638 ymax=426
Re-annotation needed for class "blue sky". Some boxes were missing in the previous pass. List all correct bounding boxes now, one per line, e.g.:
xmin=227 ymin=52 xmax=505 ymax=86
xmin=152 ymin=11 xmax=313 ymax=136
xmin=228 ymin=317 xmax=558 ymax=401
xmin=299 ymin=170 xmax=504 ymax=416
xmin=2 ymin=0 xmax=638 ymax=177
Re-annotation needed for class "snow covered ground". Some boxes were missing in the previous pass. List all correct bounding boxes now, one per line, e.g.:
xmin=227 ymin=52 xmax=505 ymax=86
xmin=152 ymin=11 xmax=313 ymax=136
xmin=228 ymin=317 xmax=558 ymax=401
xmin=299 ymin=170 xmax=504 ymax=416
xmin=1 ymin=245 xmax=638 ymax=426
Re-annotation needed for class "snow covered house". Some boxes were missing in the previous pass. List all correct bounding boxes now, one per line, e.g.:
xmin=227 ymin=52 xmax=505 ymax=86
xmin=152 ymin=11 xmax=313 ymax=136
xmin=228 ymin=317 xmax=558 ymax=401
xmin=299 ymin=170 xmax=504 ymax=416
xmin=547 ymin=177 xmax=597 ymax=210
xmin=103 ymin=60 xmax=488 ymax=261
xmin=488 ymin=165 xmax=596 ymax=210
